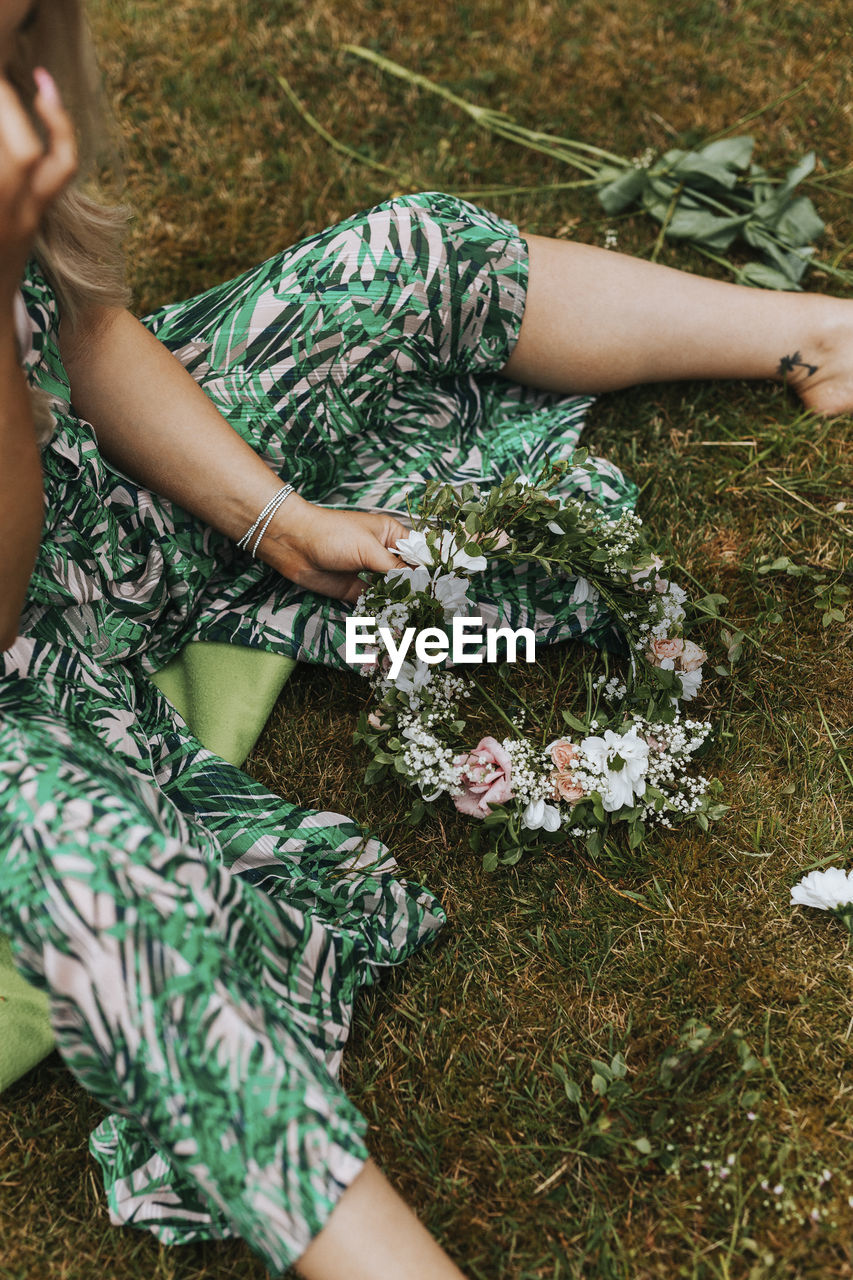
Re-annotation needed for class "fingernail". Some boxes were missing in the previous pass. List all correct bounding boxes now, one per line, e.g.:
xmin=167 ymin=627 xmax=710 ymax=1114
xmin=33 ymin=67 xmax=59 ymax=106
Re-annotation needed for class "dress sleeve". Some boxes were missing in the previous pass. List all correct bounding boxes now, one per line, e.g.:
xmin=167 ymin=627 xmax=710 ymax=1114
xmin=16 ymin=259 xmax=62 ymax=382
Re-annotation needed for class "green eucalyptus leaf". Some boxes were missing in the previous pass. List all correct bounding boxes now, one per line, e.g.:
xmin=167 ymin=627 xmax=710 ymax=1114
xmin=669 ymin=150 xmax=741 ymax=190
xmin=773 ymin=195 xmax=824 ymax=246
xmin=663 ymin=207 xmax=749 ymax=249
xmin=698 ymin=135 xmax=755 ymax=170
xmin=596 ymin=166 xmax=648 ymax=214
xmin=735 ymin=259 xmax=800 ymax=292
xmin=774 ymin=149 xmax=817 ymax=202
xmin=641 ymin=179 xmax=679 ymax=223
xmin=743 ymin=223 xmax=813 ymax=282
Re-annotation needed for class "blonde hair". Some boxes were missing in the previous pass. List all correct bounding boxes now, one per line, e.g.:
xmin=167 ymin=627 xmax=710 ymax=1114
xmin=10 ymin=0 xmax=131 ymax=324
xmin=8 ymin=0 xmax=131 ymax=442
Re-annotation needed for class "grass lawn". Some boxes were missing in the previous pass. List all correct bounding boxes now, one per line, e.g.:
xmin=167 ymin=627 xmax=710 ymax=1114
xmin=2 ymin=1 xmax=853 ymax=1277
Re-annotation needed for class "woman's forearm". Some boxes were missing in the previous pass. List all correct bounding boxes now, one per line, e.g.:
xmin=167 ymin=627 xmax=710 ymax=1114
xmin=59 ymin=306 xmax=297 ymax=553
xmin=0 ymin=323 xmax=44 ymax=650
xmin=59 ymin=306 xmax=407 ymax=603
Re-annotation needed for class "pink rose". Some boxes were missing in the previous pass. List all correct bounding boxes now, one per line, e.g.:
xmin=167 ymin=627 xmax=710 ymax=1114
xmin=647 ymin=637 xmax=685 ymax=666
xmin=553 ymin=771 xmax=585 ymax=804
xmin=550 ymin=738 xmax=579 ymax=772
xmin=547 ymin=738 xmax=584 ymax=804
xmin=453 ymin=736 xmax=513 ymax=817
xmin=548 ymin=740 xmax=584 ymax=803
xmin=678 ymin=640 xmax=706 ymax=672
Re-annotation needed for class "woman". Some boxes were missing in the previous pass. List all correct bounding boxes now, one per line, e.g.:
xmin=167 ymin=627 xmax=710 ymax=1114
xmin=1 ymin=2 xmax=851 ymax=1278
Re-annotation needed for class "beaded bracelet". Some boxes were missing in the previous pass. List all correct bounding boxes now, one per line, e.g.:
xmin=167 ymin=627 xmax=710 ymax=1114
xmin=236 ymin=484 xmax=295 ymax=557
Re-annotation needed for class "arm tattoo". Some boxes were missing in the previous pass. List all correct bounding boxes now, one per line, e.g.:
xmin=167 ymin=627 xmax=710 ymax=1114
xmin=777 ymin=351 xmax=819 ymax=379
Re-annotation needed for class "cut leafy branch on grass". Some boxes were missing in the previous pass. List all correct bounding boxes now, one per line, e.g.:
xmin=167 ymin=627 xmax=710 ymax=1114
xmin=338 ymin=44 xmax=853 ymax=291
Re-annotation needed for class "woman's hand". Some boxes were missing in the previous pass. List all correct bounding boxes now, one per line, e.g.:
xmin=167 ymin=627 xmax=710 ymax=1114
xmin=0 ymin=67 xmax=76 ymax=310
xmin=264 ymin=495 xmax=408 ymax=605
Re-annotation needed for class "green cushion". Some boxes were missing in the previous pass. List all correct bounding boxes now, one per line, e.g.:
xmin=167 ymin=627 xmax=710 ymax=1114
xmin=0 ymin=641 xmax=295 ymax=1092
xmin=148 ymin=641 xmax=295 ymax=769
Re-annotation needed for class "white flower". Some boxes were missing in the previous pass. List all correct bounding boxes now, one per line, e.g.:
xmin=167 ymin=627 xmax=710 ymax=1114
xmin=394 ymin=529 xmax=487 ymax=573
xmin=521 ymin=798 xmax=561 ymax=832
xmin=569 ymin=577 xmax=597 ymax=607
xmin=791 ymin=867 xmax=853 ymax=911
xmin=580 ymin=727 xmax=649 ymax=812
xmin=394 ymin=530 xmax=434 ymax=568
xmin=437 ymin=530 xmax=487 ymax=573
xmin=678 ymin=668 xmax=703 ymax=700
xmin=433 ymin=573 xmax=471 ymax=617
xmin=393 ymin=659 xmax=432 ymax=695
xmin=385 ymin=565 xmax=431 ymax=593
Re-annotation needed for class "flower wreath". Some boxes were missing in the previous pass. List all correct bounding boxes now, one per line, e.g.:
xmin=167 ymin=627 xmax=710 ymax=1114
xmin=353 ymin=457 xmax=724 ymax=869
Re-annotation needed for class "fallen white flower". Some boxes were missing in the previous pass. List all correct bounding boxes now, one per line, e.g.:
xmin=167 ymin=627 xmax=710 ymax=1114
xmin=790 ymin=867 xmax=853 ymax=911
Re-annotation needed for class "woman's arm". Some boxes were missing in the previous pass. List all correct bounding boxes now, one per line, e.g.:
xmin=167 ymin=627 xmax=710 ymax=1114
xmin=0 ymin=322 xmax=44 ymax=648
xmin=0 ymin=69 xmax=76 ymax=649
xmin=59 ymin=306 xmax=407 ymax=604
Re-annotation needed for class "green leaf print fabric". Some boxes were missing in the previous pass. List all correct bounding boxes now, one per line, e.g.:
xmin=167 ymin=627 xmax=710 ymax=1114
xmin=0 ymin=639 xmax=295 ymax=1093
xmin=0 ymin=193 xmax=634 ymax=1274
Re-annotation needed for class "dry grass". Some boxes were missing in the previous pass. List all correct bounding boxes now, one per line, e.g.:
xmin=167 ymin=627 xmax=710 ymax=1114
xmin=1 ymin=0 xmax=853 ymax=1276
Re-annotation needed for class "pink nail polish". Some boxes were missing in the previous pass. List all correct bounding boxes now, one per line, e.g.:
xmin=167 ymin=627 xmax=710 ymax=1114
xmin=32 ymin=67 xmax=59 ymax=106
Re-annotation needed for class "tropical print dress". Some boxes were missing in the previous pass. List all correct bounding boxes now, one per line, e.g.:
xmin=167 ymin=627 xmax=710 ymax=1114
xmin=0 ymin=193 xmax=634 ymax=1274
